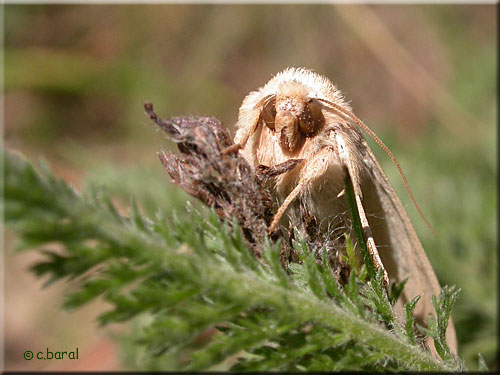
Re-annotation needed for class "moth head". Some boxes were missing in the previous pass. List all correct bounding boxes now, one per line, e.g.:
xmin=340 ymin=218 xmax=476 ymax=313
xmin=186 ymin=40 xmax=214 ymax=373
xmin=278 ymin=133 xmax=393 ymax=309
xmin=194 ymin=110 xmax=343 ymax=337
xmin=259 ymin=81 xmax=325 ymax=153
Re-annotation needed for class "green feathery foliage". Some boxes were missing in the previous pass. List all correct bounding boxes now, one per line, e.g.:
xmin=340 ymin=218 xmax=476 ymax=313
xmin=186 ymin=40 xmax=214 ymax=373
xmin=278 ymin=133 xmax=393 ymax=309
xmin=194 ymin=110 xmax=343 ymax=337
xmin=4 ymin=150 xmax=465 ymax=371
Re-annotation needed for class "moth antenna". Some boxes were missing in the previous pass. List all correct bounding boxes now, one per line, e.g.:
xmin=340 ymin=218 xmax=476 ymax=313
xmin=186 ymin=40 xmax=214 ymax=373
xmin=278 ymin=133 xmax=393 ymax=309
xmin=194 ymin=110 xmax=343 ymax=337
xmin=318 ymin=98 xmax=436 ymax=237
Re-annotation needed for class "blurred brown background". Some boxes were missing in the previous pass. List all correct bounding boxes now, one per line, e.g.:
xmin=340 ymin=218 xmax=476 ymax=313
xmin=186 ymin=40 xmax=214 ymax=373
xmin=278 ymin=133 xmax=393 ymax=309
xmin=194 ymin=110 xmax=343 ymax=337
xmin=4 ymin=4 xmax=496 ymax=371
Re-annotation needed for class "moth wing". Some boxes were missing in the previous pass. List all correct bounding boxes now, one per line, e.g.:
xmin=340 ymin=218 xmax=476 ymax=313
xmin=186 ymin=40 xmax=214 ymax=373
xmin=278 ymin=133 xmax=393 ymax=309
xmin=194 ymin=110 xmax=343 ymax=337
xmin=359 ymin=143 xmax=458 ymax=353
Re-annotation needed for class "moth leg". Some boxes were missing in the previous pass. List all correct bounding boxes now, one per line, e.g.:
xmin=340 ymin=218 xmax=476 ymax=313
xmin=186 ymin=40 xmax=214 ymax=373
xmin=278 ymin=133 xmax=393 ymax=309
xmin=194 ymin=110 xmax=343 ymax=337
xmin=222 ymin=109 xmax=262 ymax=155
xmin=257 ymin=159 xmax=304 ymax=180
xmin=335 ymin=133 xmax=389 ymax=285
xmin=221 ymin=142 xmax=244 ymax=155
xmin=221 ymin=120 xmax=257 ymax=154
xmin=268 ymin=148 xmax=332 ymax=234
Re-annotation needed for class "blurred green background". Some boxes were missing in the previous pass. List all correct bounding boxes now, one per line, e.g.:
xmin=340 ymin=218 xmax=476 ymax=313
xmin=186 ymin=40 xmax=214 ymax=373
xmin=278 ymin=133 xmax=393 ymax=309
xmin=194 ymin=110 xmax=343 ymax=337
xmin=4 ymin=4 xmax=496 ymax=371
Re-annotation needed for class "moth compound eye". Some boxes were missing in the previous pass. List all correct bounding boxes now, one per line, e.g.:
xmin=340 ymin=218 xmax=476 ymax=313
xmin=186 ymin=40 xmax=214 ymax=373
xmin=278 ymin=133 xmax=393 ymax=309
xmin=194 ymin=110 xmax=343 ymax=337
xmin=299 ymin=99 xmax=325 ymax=137
xmin=261 ymin=97 xmax=277 ymax=130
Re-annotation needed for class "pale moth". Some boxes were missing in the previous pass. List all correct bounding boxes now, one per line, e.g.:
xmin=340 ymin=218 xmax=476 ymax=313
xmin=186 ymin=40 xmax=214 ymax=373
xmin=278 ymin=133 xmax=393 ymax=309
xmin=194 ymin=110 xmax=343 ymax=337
xmin=226 ymin=67 xmax=457 ymax=355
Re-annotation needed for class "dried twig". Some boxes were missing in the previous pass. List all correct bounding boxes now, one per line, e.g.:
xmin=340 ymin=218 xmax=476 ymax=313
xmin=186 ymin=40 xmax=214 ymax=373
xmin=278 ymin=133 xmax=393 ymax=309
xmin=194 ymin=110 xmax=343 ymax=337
xmin=144 ymin=103 xmax=292 ymax=262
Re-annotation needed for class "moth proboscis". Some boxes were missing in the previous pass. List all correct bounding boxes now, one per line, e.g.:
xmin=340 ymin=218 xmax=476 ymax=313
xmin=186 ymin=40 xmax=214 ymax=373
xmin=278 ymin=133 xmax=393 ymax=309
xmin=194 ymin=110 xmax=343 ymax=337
xmin=227 ymin=67 xmax=457 ymax=356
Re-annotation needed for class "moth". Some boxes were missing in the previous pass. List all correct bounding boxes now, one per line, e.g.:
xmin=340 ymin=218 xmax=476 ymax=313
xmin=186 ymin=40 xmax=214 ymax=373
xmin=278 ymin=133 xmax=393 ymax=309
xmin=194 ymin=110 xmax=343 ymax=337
xmin=227 ymin=67 xmax=457 ymax=354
